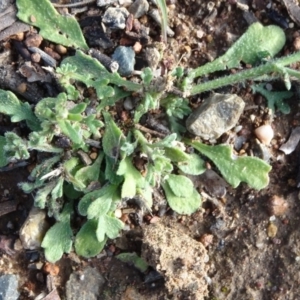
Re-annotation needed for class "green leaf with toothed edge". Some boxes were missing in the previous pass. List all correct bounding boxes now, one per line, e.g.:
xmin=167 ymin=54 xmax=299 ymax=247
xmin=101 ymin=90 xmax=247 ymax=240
xmin=75 ymin=219 xmax=107 ymax=258
xmin=16 ymin=0 xmax=88 ymax=50
xmin=41 ymin=203 xmax=73 ymax=263
xmin=162 ymin=181 xmax=201 ymax=215
xmin=0 ymin=90 xmax=40 ymax=131
xmin=189 ymin=141 xmax=271 ymax=190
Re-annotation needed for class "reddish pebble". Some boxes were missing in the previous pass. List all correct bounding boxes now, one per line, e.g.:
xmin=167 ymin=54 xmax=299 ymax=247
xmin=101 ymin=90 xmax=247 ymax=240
xmin=43 ymin=262 xmax=59 ymax=276
xmin=199 ymin=234 xmax=214 ymax=247
xmin=133 ymin=42 xmax=142 ymax=53
xmin=24 ymin=33 xmax=43 ymax=48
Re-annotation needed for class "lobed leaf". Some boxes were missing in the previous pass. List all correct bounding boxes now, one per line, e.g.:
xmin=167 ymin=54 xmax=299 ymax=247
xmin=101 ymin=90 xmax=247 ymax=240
xmin=0 ymin=90 xmax=40 ymax=131
xmin=16 ymin=0 xmax=88 ymax=50
xmin=177 ymin=153 xmax=206 ymax=175
xmin=162 ymin=181 xmax=201 ymax=215
xmin=166 ymin=174 xmax=193 ymax=197
xmin=75 ymin=219 xmax=107 ymax=258
xmin=96 ymin=215 xmax=124 ymax=242
xmin=190 ymin=141 xmax=271 ymax=190
xmin=41 ymin=203 xmax=73 ymax=263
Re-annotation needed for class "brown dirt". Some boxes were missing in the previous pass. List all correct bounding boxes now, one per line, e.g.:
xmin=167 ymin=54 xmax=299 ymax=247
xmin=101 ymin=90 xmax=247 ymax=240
xmin=1 ymin=0 xmax=300 ymax=299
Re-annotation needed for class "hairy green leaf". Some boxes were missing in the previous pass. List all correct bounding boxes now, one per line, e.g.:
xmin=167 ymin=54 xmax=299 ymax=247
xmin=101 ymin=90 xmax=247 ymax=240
xmin=190 ymin=141 xmax=271 ymax=190
xmin=252 ymin=83 xmax=293 ymax=114
xmin=162 ymin=181 xmax=201 ymax=215
xmin=41 ymin=203 xmax=73 ymax=263
xmin=189 ymin=23 xmax=286 ymax=79
xmin=102 ymin=111 xmax=124 ymax=159
xmin=177 ymin=153 xmax=206 ymax=175
xmin=75 ymin=219 xmax=106 ymax=258
xmin=74 ymin=153 xmax=103 ymax=188
xmin=78 ymin=184 xmax=119 ymax=216
xmin=117 ymin=157 xmax=145 ymax=198
xmin=60 ymin=51 xmax=141 ymax=92
xmin=4 ymin=132 xmax=30 ymax=161
xmin=16 ymin=0 xmax=88 ymax=50
xmin=96 ymin=215 xmax=124 ymax=242
xmin=166 ymin=174 xmax=193 ymax=197
xmin=0 ymin=90 xmax=40 ymax=130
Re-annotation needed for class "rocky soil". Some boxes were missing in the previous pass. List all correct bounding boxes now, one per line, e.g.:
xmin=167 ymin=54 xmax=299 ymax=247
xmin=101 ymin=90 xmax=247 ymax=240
xmin=1 ymin=0 xmax=300 ymax=299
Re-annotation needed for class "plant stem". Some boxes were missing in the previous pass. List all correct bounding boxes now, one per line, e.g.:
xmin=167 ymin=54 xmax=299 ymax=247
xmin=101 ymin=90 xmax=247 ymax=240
xmin=190 ymin=52 xmax=300 ymax=95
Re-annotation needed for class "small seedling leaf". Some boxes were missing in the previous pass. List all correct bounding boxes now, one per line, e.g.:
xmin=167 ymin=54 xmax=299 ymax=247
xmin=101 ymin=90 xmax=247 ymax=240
xmin=190 ymin=141 xmax=271 ymax=190
xmin=105 ymin=215 xmax=124 ymax=239
xmin=117 ymin=157 xmax=144 ymax=198
xmin=16 ymin=0 xmax=88 ymax=50
xmin=0 ymin=90 xmax=40 ymax=131
xmin=251 ymin=83 xmax=293 ymax=114
xmin=78 ymin=184 xmax=118 ymax=216
xmin=87 ymin=196 xmax=112 ymax=219
xmin=177 ymin=153 xmax=206 ymax=175
xmin=74 ymin=153 xmax=103 ymax=187
xmin=162 ymin=181 xmax=201 ymax=215
xmin=116 ymin=252 xmax=149 ymax=272
xmin=166 ymin=174 xmax=193 ymax=197
xmin=96 ymin=215 xmax=124 ymax=242
xmin=164 ymin=147 xmax=190 ymax=162
xmin=102 ymin=111 xmax=124 ymax=159
xmin=41 ymin=203 xmax=73 ymax=263
xmin=75 ymin=219 xmax=106 ymax=258
xmin=61 ymin=51 xmax=141 ymax=91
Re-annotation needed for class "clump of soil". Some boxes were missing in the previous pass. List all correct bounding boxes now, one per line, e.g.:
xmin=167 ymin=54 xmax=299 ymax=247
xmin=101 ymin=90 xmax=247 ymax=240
xmin=142 ymin=222 xmax=209 ymax=299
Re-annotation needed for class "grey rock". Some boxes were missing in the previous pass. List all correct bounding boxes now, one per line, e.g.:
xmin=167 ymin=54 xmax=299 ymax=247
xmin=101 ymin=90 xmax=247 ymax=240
xmin=128 ymin=0 xmax=149 ymax=18
xmin=102 ymin=7 xmax=129 ymax=30
xmin=279 ymin=126 xmax=300 ymax=155
xmin=143 ymin=47 xmax=160 ymax=70
xmin=123 ymin=97 xmax=134 ymax=110
xmin=19 ymin=207 xmax=49 ymax=250
xmin=0 ymin=274 xmax=19 ymax=300
xmin=97 ymin=0 xmax=118 ymax=7
xmin=198 ymin=169 xmax=227 ymax=198
xmin=186 ymin=93 xmax=245 ymax=139
xmin=66 ymin=266 xmax=105 ymax=300
xmin=0 ymin=0 xmax=13 ymax=12
xmin=112 ymin=46 xmax=135 ymax=76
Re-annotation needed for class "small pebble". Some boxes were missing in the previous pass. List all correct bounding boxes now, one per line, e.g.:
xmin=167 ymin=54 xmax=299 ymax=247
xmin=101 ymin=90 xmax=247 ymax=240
xmin=112 ymin=46 xmax=135 ymax=76
xmin=268 ymin=195 xmax=288 ymax=216
xmin=89 ymin=152 xmax=98 ymax=160
xmin=123 ymin=97 xmax=134 ymax=110
xmin=24 ymin=33 xmax=43 ymax=48
xmin=199 ymin=234 xmax=214 ymax=247
xmin=17 ymin=83 xmax=27 ymax=93
xmin=55 ymin=44 xmax=67 ymax=55
xmin=43 ymin=262 xmax=60 ymax=276
xmin=128 ymin=0 xmax=149 ymax=19
xmin=115 ymin=209 xmax=122 ymax=218
xmin=267 ymin=223 xmax=278 ymax=238
xmin=31 ymin=52 xmax=41 ymax=63
xmin=254 ymin=124 xmax=274 ymax=145
xmin=133 ymin=41 xmax=142 ymax=53
xmin=102 ymin=7 xmax=129 ymax=30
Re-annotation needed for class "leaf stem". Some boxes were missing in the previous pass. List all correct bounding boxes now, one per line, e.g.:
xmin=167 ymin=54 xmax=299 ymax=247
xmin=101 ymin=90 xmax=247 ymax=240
xmin=190 ymin=52 xmax=300 ymax=95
